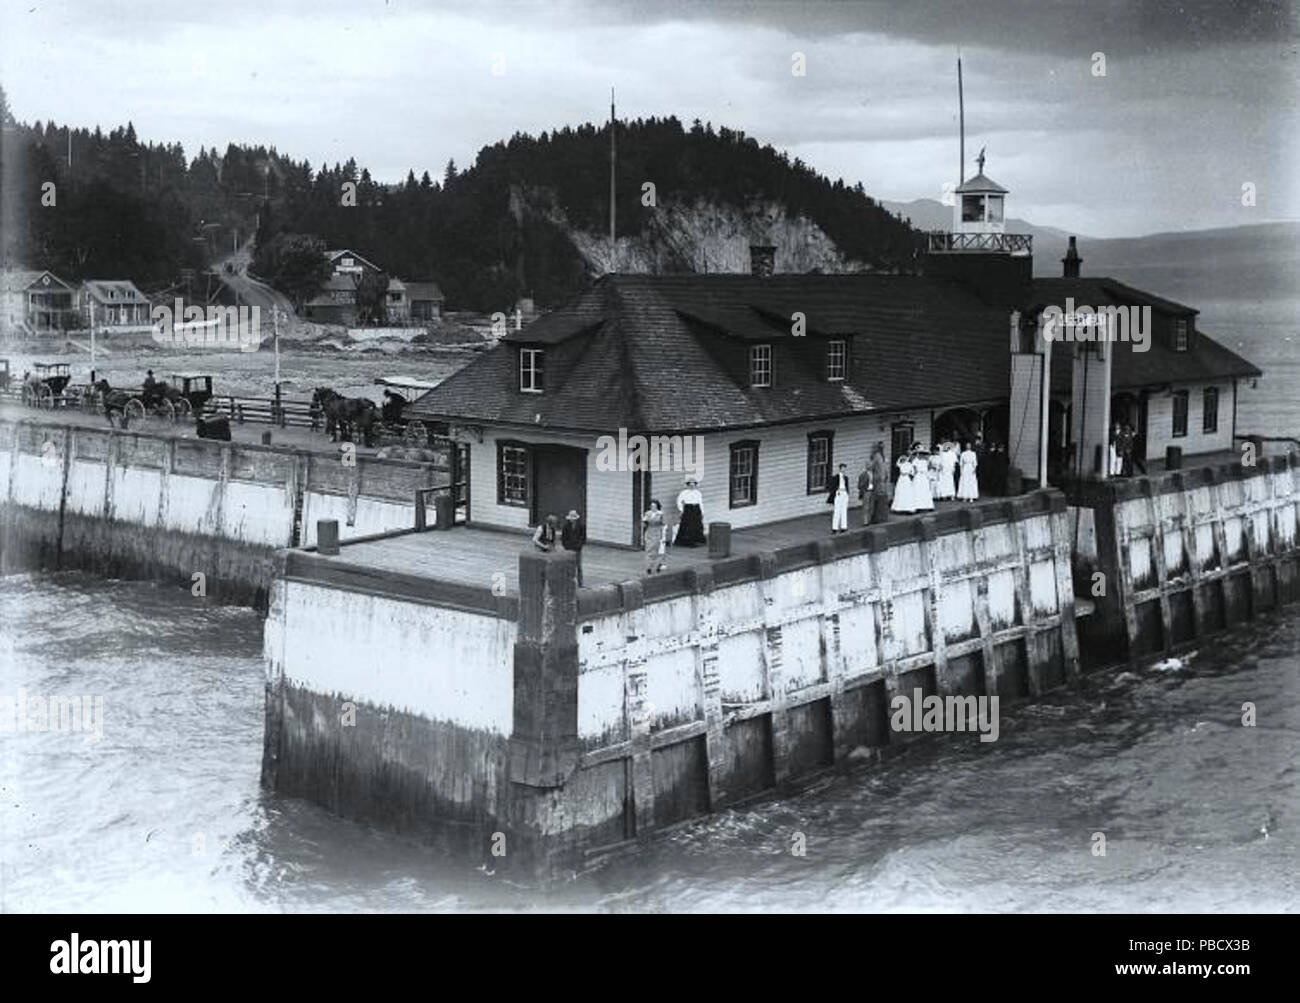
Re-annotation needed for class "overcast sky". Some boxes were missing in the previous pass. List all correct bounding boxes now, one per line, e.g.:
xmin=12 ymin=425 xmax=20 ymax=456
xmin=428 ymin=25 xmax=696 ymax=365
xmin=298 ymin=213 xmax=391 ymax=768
xmin=2 ymin=0 xmax=1297 ymax=237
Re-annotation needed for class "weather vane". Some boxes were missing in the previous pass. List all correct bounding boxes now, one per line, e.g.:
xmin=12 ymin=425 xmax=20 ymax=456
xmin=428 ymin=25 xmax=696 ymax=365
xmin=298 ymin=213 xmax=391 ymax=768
xmin=976 ymin=146 xmax=986 ymax=175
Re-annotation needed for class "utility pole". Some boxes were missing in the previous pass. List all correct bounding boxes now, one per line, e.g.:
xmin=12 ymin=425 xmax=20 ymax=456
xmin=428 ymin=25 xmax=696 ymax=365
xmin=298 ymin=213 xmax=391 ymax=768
xmin=89 ymin=299 xmax=95 ymax=369
xmin=272 ymin=307 xmax=283 ymax=425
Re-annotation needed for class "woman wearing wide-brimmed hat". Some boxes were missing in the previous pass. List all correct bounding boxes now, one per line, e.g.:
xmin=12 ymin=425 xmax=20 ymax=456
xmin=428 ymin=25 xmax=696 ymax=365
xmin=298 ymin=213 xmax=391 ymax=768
xmin=674 ymin=475 xmax=707 ymax=547
xmin=892 ymin=452 xmax=918 ymax=515
xmin=910 ymin=443 xmax=935 ymax=512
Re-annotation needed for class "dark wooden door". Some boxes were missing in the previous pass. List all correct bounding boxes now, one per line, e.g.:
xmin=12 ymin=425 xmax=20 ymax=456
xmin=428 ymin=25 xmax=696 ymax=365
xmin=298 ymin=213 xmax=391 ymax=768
xmin=532 ymin=445 xmax=587 ymax=525
xmin=631 ymin=468 xmax=652 ymax=547
xmin=890 ymin=423 xmax=914 ymax=481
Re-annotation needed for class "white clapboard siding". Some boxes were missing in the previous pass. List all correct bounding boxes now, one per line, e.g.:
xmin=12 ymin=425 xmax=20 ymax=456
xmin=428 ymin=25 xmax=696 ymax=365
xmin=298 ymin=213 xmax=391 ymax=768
xmin=1142 ymin=381 xmax=1235 ymax=460
xmin=470 ymin=428 xmax=631 ymax=544
xmin=468 ymin=406 xmax=1007 ymax=544
xmin=692 ymin=410 xmax=935 ymax=532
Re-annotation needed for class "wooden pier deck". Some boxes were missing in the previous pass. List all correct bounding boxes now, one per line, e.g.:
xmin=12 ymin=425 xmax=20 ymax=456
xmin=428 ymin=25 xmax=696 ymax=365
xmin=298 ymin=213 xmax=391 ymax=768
xmin=322 ymin=494 xmax=1030 ymax=597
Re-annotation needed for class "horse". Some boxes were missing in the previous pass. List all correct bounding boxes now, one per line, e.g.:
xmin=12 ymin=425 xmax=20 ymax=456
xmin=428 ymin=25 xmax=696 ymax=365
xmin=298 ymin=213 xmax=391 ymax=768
xmin=380 ymin=389 xmax=407 ymax=424
xmin=21 ymin=372 xmax=44 ymax=406
xmin=92 ymin=379 xmax=137 ymax=427
xmin=312 ymin=387 xmax=378 ymax=446
xmin=195 ymin=411 xmax=231 ymax=441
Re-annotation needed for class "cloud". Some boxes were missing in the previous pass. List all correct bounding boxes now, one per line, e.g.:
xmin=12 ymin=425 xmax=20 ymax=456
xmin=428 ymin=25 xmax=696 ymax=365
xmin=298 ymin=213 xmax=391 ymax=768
xmin=0 ymin=0 xmax=1294 ymax=237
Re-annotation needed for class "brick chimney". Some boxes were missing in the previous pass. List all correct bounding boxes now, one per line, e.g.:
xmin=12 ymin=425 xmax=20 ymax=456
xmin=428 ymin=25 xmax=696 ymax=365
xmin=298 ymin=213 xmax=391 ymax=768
xmin=749 ymin=245 xmax=776 ymax=278
xmin=1062 ymin=236 xmax=1082 ymax=278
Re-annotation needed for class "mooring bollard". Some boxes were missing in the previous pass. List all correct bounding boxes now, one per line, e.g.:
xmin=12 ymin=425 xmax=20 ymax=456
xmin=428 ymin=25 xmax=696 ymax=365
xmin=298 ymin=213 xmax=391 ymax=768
xmin=317 ymin=519 xmax=340 ymax=555
xmin=433 ymin=493 xmax=455 ymax=531
xmin=708 ymin=521 xmax=731 ymax=558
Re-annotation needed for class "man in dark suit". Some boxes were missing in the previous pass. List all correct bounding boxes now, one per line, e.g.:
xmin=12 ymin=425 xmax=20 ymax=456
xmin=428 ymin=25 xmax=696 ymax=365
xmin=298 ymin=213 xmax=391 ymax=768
xmin=561 ymin=509 xmax=587 ymax=586
xmin=868 ymin=444 xmax=893 ymax=524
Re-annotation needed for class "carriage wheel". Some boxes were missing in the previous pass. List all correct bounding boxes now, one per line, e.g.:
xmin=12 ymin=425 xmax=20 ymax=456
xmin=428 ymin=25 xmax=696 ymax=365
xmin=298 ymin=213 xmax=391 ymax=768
xmin=174 ymin=398 xmax=192 ymax=418
xmin=125 ymin=398 xmax=145 ymax=425
xmin=404 ymin=420 xmax=427 ymax=446
xmin=37 ymin=385 xmax=54 ymax=409
xmin=156 ymin=398 xmax=176 ymax=423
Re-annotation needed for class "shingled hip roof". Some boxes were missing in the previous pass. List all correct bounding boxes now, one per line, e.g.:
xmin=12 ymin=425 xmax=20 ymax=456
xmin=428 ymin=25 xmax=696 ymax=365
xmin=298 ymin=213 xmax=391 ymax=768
xmin=1034 ymin=277 xmax=1261 ymax=390
xmin=405 ymin=273 xmax=1017 ymax=434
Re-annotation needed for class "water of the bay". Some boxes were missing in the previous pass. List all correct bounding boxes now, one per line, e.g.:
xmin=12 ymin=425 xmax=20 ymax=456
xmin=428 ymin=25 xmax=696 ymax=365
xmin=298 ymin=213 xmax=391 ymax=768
xmin=0 ymin=571 xmax=1294 ymax=912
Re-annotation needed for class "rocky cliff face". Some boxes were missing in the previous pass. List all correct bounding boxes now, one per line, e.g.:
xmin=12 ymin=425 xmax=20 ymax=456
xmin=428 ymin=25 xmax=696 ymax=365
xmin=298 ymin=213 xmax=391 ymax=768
xmin=515 ymin=186 xmax=869 ymax=276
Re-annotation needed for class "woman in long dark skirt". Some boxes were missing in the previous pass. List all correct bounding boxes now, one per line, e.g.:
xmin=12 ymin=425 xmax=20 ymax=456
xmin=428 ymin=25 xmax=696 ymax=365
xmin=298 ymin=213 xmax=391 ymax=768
xmin=674 ymin=476 xmax=707 ymax=547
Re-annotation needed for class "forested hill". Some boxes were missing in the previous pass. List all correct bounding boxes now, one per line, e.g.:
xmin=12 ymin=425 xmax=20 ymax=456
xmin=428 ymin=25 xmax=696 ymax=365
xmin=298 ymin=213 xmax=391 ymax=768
xmin=0 ymin=85 xmax=923 ymax=310
xmin=259 ymin=117 xmax=925 ymax=309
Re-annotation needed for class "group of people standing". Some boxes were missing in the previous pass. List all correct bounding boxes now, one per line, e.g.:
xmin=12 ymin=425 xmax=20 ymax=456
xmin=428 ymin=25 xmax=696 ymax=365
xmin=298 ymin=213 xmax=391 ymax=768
xmin=641 ymin=475 xmax=707 ymax=574
xmin=532 ymin=475 xmax=708 ymax=583
xmin=532 ymin=509 xmax=587 ymax=584
xmin=531 ymin=438 xmax=999 ymax=583
xmin=835 ymin=440 xmax=983 ymax=530
xmin=888 ymin=440 xmax=980 ymax=516
xmin=1108 ymin=422 xmax=1145 ymax=477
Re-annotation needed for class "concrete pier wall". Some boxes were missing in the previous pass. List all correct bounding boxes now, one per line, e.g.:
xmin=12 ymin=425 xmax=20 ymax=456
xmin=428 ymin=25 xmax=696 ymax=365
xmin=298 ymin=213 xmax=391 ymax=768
xmin=1072 ymin=453 xmax=1300 ymax=665
xmin=0 ymin=417 xmax=445 ymax=605
xmin=264 ymin=490 xmax=1088 ymax=875
xmin=262 ymin=570 xmax=517 ymax=840
xmin=262 ymin=458 xmax=1300 ymax=877
xmin=545 ymin=490 xmax=1080 ymax=859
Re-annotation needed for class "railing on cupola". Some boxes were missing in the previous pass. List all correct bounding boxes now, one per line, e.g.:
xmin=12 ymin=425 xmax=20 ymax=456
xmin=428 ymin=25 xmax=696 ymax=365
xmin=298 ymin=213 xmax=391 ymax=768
xmin=928 ymin=231 xmax=1033 ymax=254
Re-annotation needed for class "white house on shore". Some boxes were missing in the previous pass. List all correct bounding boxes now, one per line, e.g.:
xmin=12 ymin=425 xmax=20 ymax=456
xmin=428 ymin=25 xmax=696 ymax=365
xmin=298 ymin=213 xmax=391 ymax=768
xmin=81 ymin=279 xmax=152 ymax=328
xmin=0 ymin=268 xmax=79 ymax=337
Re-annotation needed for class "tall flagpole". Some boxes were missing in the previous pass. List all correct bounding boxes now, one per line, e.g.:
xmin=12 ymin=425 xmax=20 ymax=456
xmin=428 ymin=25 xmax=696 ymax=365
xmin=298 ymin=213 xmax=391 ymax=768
xmin=958 ymin=56 xmax=965 ymax=185
xmin=609 ymin=87 xmax=616 ymax=245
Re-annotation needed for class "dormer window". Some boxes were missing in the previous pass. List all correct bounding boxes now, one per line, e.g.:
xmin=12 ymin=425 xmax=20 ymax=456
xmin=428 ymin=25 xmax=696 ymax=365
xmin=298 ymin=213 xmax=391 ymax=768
xmin=827 ymin=339 xmax=847 ymax=381
xmin=749 ymin=344 xmax=772 ymax=387
xmin=1174 ymin=318 xmax=1189 ymax=351
xmin=519 ymin=347 xmax=544 ymax=393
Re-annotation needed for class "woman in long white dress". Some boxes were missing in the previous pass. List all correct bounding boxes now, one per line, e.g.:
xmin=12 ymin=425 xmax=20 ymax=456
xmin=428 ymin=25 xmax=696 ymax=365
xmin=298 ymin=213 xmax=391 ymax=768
xmin=957 ymin=442 xmax=980 ymax=501
xmin=911 ymin=446 xmax=935 ymax=511
xmin=936 ymin=442 xmax=958 ymax=500
xmin=891 ymin=455 xmax=917 ymax=514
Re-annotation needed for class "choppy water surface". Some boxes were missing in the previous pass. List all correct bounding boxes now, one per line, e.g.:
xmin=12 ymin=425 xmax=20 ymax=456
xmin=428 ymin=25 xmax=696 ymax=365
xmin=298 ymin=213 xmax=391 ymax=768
xmin=1 ymin=573 xmax=1295 ymax=913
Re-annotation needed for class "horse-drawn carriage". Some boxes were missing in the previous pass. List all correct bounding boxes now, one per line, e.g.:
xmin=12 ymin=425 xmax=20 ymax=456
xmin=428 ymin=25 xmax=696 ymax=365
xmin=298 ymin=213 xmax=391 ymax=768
xmin=86 ymin=372 xmax=214 ymax=427
xmin=374 ymin=376 xmax=436 ymax=445
xmin=168 ymin=373 xmax=215 ymax=413
xmin=22 ymin=362 xmax=82 ymax=408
